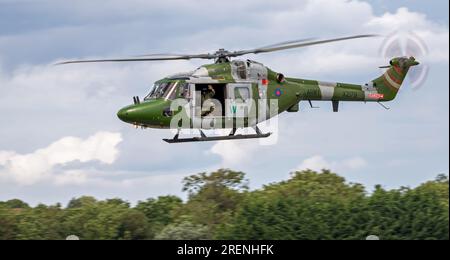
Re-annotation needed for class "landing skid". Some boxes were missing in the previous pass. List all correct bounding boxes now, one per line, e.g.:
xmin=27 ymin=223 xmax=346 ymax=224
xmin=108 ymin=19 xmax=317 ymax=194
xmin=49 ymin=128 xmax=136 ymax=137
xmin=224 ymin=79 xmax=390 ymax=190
xmin=163 ymin=127 xmax=271 ymax=144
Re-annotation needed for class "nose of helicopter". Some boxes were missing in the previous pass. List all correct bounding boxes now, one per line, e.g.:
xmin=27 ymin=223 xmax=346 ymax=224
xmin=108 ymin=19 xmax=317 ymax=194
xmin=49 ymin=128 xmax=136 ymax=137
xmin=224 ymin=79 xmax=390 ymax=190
xmin=117 ymin=107 xmax=132 ymax=123
xmin=117 ymin=99 xmax=169 ymax=126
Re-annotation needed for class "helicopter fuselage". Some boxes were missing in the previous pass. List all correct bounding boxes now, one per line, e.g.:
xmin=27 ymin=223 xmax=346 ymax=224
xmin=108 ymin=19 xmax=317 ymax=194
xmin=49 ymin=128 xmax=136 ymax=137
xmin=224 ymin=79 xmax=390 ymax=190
xmin=117 ymin=57 xmax=417 ymax=130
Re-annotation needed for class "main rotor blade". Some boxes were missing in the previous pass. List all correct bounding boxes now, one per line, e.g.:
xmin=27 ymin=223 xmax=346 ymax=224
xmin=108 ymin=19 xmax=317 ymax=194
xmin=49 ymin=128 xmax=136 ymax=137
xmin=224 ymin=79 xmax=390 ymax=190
xmin=56 ymin=54 xmax=213 ymax=65
xmin=133 ymin=39 xmax=315 ymax=59
xmin=133 ymin=53 xmax=210 ymax=58
xmin=56 ymin=34 xmax=378 ymax=65
xmin=256 ymin=38 xmax=316 ymax=49
xmin=230 ymin=34 xmax=378 ymax=57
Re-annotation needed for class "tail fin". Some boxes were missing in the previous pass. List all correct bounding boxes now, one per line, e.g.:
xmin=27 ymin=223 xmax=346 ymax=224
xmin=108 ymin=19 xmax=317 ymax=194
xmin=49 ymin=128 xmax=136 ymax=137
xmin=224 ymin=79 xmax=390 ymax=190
xmin=372 ymin=57 xmax=419 ymax=101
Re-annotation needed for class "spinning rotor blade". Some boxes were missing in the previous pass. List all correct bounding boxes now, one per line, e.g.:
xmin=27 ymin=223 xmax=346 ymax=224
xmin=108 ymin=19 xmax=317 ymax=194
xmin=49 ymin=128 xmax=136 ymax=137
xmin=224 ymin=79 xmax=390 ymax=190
xmin=230 ymin=34 xmax=378 ymax=57
xmin=56 ymin=34 xmax=377 ymax=65
xmin=253 ymin=38 xmax=316 ymax=50
xmin=55 ymin=54 xmax=212 ymax=65
xmin=133 ymin=53 xmax=208 ymax=58
xmin=132 ymin=38 xmax=316 ymax=60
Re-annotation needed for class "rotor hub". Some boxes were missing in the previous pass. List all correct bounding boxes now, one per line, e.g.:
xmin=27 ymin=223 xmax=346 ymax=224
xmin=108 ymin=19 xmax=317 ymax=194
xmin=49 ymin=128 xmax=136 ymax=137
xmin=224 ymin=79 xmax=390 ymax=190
xmin=214 ymin=49 xmax=233 ymax=63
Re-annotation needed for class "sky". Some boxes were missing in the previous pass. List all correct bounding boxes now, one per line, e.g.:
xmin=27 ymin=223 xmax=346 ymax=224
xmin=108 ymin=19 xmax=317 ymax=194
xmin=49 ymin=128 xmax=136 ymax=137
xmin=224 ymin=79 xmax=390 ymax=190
xmin=0 ymin=0 xmax=448 ymax=206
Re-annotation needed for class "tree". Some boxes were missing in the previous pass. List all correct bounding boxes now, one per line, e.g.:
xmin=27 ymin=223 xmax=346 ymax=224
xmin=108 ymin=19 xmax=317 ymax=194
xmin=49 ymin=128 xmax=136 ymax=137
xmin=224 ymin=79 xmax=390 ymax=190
xmin=106 ymin=198 xmax=131 ymax=208
xmin=155 ymin=221 xmax=210 ymax=240
xmin=67 ymin=196 xmax=97 ymax=209
xmin=403 ymin=177 xmax=449 ymax=240
xmin=182 ymin=169 xmax=248 ymax=196
xmin=135 ymin=196 xmax=183 ymax=238
xmin=117 ymin=210 xmax=151 ymax=240
xmin=218 ymin=170 xmax=367 ymax=239
xmin=218 ymin=171 xmax=449 ymax=240
xmin=180 ymin=169 xmax=249 ymax=236
xmin=61 ymin=198 xmax=151 ymax=240
xmin=15 ymin=204 xmax=63 ymax=240
xmin=0 ymin=205 xmax=18 ymax=240
xmin=136 ymin=196 xmax=182 ymax=226
xmin=0 ymin=199 xmax=30 ymax=209
xmin=0 ymin=171 xmax=447 ymax=240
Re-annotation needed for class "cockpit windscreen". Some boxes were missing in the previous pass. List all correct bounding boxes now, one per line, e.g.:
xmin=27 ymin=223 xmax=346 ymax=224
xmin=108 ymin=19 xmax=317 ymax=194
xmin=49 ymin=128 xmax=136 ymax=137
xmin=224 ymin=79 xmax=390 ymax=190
xmin=144 ymin=82 xmax=178 ymax=100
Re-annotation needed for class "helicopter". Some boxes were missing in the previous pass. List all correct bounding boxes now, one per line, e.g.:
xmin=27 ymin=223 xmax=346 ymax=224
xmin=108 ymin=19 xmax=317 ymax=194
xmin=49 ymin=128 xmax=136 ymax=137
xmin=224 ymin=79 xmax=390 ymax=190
xmin=58 ymin=35 xmax=419 ymax=143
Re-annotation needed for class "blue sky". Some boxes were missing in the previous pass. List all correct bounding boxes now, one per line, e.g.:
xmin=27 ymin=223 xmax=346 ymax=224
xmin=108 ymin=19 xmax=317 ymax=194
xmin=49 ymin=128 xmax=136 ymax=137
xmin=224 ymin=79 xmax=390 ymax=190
xmin=0 ymin=0 xmax=448 ymax=206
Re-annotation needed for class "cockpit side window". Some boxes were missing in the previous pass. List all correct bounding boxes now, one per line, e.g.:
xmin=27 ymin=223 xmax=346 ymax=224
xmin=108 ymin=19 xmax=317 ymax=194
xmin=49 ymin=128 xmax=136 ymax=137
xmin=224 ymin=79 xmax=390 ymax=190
xmin=177 ymin=83 xmax=190 ymax=99
xmin=144 ymin=84 xmax=156 ymax=100
xmin=145 ymin=83 xmax=168 ymax=100
xmin=234 ymin=61 xmax=247 ymax=79
xmin=144 ymin=82 xmax=179 ymax=100
xmin=164 ymin=82 xmax=178 ymax=100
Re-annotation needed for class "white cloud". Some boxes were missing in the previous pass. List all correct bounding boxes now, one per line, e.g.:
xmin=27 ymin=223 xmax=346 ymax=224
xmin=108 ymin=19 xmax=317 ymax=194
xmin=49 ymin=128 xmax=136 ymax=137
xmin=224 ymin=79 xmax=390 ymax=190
xmin=0 ymin=131 xmax=122 ymax=185
xmin=368 ymin=7 xmax=431 ymax=31
xmin=210 ymin=140 xmax=260 ymax=167
xmin=253 ymin=5 xmax=448 ymax=78
xmin=208 ymin=123 xmax=280 ymax=168
xmin=295 ymin=155 xmax=367 ymax=172
xmin=53 ymin=169 xmax=89 ymax=186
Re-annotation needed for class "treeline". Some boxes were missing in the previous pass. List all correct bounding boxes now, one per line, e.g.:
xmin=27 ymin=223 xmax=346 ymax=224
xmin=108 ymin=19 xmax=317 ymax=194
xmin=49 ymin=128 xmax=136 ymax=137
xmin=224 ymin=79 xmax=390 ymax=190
xmin=0 ymin=169 xmax=448 ymax=240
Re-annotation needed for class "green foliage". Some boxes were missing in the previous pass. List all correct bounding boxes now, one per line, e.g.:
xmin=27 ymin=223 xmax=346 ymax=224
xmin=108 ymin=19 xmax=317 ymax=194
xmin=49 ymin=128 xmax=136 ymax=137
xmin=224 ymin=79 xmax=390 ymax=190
xmin=15 ymin=204 xmax=63 ymax=240
xmin=67 ymin=196 xmax=97 ymax=209
xmin=218 ymin=170 xmax=449 ymax=240
xmin=135 ymin=196 xmax=183 ymax=238
xmin=155 ymin=221 xmax=210 ymax=240
xmin=0 ymin=170 xmax=448 ymax=240
xmin=180 ymin=169 xmax=248 ymax=237
xmin=60 ymin=198 xmax=146 ymax=240
xmin=0 ymin=199 xmax=30 ymax=209
xmin=0 ymin=205 xmax=18 ymax=240
xmin=117 ymin=210 xmax=150 ymax=240
xmin=216 ymin=170 xmax=366 ymax=240
xmin=182 ymin=169 xmax=248 ymax=196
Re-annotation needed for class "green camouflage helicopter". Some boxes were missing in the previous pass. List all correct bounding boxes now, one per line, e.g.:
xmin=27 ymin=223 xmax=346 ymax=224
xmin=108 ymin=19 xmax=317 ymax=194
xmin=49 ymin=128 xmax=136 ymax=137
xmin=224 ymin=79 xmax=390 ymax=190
xmin=59 ymin=35 xmax=419 ymax=143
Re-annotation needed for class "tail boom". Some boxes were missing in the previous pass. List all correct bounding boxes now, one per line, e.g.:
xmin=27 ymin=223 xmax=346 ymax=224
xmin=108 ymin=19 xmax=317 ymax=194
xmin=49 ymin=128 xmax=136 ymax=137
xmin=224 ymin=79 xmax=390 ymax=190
xmin=296 ymin=56 xmax=419 ymax=103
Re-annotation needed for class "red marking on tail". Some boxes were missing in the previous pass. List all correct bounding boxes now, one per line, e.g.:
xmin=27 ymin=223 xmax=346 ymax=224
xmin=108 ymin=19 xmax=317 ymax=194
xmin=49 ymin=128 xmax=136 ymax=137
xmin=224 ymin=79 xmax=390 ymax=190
xmin=387 ymin=69 xmax=403 ymax=84
xmin=368 ymin=93 xmax=384 ymax=99
xmin=393 ymin=65 xmax=404 ymax=76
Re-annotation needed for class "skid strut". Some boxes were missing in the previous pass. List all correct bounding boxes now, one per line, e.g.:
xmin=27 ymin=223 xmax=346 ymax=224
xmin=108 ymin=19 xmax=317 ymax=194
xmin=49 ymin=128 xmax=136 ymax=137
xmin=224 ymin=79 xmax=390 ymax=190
xmin=163 ymin=127 xmax=271 ymax=144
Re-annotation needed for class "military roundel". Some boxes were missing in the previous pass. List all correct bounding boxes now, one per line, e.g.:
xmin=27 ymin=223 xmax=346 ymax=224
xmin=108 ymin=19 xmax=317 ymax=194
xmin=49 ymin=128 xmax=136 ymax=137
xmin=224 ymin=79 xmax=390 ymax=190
xmin=274 ymin=88 xmax=283 ymax=97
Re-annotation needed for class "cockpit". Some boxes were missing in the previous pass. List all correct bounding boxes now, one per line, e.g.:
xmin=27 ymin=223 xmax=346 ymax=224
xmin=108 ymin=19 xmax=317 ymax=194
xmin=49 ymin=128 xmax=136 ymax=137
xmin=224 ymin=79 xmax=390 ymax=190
xmin=144 ymin=81 xmax=190 ymax=101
